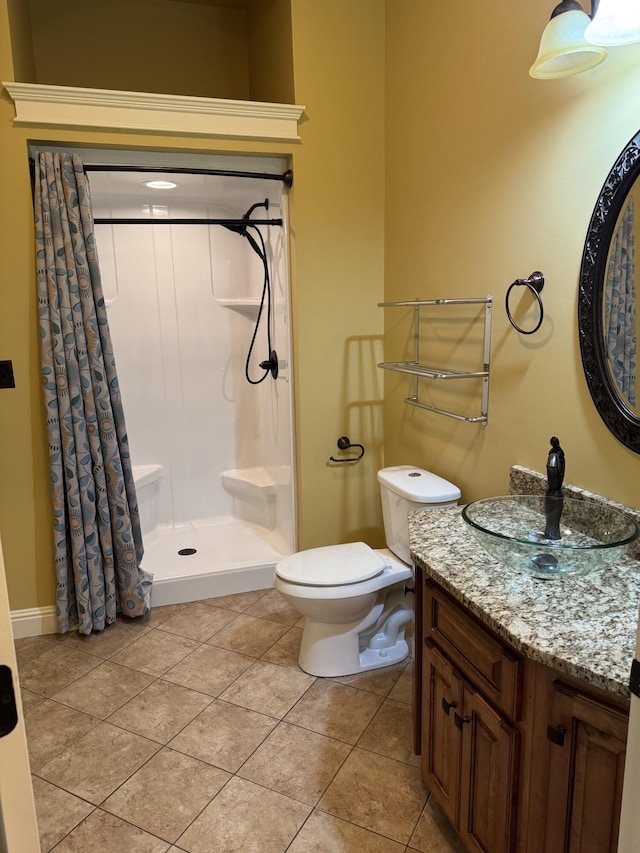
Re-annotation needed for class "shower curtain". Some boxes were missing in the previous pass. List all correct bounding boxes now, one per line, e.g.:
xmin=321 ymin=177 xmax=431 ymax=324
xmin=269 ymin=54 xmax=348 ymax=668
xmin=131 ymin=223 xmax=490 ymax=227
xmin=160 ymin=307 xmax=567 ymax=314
xmin=605 ymin=197 xmax=637 ymax=407
xmin=33 ymin=151 xmax=151 ymax=634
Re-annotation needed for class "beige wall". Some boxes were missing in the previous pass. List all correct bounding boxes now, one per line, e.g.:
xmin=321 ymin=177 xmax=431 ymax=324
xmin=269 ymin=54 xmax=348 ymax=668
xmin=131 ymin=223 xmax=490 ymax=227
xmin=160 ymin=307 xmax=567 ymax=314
xmin=11 ymin=0 xmax=636 ymax=617
xmin=384 ymin=0 xmax=640 ymax=509
xmin=0 ymin=0 xmax=387 ymax=611
xmin=247 ymin=0 xmax=295 ymax=104
xmin=289 ymin=0 xmax=386 ymax=550
xmin=25 ymin=0 xmax=251 ymax=99
xmin=5 ymin=0 xmax=34 ymax=81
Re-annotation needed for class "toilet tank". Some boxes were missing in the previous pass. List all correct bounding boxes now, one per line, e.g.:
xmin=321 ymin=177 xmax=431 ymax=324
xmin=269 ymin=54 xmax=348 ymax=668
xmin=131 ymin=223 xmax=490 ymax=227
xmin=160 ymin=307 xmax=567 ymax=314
xmin=377 ymin=465 xmax=460 ymax=565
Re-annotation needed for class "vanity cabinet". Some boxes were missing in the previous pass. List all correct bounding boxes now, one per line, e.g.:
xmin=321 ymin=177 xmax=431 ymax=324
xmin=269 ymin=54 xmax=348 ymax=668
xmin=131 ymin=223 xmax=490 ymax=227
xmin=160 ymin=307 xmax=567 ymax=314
xmin=422 ymin=581 xmax=520 ymax=853
xmin=539 ymin=680 xmax=628 ymax=853
xmin=416 ymin=570 xmax=630 ymax=853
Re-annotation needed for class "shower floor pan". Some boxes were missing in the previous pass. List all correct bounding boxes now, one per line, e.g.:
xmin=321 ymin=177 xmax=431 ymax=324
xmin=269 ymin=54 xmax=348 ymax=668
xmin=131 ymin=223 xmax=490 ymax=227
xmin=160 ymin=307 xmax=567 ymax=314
xmin=143 ymin=517 xmax=287 ymax=607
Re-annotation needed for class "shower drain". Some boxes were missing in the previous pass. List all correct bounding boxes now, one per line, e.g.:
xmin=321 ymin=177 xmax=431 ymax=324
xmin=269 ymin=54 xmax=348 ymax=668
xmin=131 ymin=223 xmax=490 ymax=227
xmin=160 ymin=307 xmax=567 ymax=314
xmin=178 ymin=548 xmax=197 ymax=556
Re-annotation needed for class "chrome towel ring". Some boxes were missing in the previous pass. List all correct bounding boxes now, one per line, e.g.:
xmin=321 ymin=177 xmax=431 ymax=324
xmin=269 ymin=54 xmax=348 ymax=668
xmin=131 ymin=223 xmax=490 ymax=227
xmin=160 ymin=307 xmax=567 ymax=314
xmin=506 ymin=271 xmax=545 ymax=335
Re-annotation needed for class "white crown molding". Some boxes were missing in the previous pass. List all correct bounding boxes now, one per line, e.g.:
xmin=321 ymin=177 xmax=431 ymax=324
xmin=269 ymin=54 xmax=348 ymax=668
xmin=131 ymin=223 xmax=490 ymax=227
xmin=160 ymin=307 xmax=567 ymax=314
xmin=2 ymin=82 xmax=305 ymax=142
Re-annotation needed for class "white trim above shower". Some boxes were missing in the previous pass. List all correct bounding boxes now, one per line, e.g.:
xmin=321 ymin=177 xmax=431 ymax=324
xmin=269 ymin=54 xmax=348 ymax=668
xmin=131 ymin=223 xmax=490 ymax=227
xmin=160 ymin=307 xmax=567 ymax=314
xmin=3 ymin=82 xmax=305 ymax=141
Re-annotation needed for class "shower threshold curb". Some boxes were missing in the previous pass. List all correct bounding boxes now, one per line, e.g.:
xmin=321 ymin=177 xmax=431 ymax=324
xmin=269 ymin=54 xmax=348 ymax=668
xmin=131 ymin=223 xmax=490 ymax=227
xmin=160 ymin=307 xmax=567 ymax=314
xmin=149 ymin=561 xmax=276 ymax=607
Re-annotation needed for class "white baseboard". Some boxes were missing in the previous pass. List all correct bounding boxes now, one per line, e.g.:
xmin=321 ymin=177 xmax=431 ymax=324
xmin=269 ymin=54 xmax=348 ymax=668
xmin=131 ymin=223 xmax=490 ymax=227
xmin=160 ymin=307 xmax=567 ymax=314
xmin=11 ymin=606 xmax=58 ymax=639
xmin=11 ymin=564 xmax=278 ymax=636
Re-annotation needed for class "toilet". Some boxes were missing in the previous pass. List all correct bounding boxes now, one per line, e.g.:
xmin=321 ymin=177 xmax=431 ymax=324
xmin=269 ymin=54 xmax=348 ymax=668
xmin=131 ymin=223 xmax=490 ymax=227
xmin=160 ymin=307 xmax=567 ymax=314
xmin=274 ymin=465 xmax=461 ymax=677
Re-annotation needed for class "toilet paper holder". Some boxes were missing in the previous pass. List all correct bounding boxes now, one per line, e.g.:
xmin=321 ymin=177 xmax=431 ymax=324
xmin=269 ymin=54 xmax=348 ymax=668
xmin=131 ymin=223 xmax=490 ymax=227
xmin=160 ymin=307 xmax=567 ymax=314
xmin=329 ymin=436 xmax=365 ymax=463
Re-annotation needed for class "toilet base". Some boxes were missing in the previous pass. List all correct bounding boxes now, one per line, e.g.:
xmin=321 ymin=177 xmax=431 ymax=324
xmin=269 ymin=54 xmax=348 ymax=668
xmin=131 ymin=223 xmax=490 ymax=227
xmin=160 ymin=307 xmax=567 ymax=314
xmin=298 ymin=624 xmax=410 ymax=678
xmin=358 ymin=637 xmax=410 ymax=672
xmin=296 ymin=586 xmax=413 ymax=677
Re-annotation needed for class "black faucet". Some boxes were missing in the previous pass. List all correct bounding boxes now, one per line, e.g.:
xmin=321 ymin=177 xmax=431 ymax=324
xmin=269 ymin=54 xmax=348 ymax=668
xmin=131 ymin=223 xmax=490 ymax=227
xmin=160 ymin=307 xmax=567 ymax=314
xmin=544 ymin=436 xmax=565 ymax=540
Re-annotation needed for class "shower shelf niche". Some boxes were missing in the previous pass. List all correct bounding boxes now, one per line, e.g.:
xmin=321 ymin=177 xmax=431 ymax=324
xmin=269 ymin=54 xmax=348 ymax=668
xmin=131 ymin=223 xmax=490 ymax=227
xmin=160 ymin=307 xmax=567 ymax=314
xmin=216 ymin=298 xmax=263 ymax=319
xmin=378 ymin=296 xmax=492 ymax=425
xmin=217 ymin=297 xmax=285 ymax=320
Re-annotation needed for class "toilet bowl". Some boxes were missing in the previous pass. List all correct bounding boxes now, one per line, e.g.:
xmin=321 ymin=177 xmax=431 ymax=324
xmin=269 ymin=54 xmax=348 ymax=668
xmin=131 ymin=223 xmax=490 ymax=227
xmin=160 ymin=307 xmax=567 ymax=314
xmin=274 ymin=465 xmax=460 ymax=677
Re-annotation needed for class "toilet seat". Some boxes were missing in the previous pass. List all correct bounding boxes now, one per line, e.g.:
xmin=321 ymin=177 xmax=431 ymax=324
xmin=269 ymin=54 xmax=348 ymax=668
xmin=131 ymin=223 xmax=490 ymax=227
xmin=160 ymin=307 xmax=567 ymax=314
xmin=275 ymin=542 xmax=388 ymax=587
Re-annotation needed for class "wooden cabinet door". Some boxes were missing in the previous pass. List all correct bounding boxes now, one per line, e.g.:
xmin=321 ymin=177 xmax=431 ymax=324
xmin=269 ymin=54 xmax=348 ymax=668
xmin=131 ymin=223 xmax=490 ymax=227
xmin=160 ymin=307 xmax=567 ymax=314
xmin=543 ymin=681 xmax=628 ymax=853
xmin=422 ymin=639 xmax=463 ymax=829
xmin=458 ymin=683 xmax=519 ymax=853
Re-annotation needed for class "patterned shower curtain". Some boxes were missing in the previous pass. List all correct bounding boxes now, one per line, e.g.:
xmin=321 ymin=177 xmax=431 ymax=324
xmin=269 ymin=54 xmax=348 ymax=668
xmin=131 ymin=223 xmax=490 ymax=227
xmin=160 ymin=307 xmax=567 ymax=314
xmin=33 ymin=151 xmax=152 ymax=634
xmin=604 ymin=197 xmax=637 ymax=408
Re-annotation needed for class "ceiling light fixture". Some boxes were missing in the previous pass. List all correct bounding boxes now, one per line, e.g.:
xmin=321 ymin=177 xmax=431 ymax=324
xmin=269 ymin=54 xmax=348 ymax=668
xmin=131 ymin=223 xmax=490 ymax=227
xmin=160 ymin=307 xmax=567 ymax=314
xmin=529 ymin=0 xmax=607 ymax=79
xmin=142 ymin=180 xmax=180 ymax=190
xmin=585 ymin=0 xmax=640 ymax=45
xmin=530 ymin=0 xmax=640 ymax=79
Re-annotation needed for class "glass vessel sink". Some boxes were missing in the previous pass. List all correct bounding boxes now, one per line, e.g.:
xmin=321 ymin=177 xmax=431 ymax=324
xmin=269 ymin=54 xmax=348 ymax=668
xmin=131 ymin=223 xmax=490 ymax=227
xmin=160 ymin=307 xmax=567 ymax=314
xmin=462 ymin=495 xmax=638 ymax=579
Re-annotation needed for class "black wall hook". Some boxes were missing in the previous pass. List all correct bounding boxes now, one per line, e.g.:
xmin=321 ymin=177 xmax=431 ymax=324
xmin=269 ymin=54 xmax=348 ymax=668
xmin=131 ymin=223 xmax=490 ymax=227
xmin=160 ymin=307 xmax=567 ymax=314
xmin=329 ymin=436 xmax=365 ymax=463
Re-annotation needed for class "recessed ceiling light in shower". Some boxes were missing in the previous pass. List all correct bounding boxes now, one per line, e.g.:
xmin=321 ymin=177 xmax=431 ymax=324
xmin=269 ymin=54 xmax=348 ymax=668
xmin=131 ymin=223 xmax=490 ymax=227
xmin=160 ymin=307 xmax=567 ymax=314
xmin=143 ymin=180 xmax=180 ymax=190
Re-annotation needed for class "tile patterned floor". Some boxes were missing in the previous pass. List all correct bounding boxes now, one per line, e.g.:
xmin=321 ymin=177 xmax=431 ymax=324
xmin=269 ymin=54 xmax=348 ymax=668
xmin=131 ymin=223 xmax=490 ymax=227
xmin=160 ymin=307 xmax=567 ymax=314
xmin=16 ymin=589 xmax=467 ymax=853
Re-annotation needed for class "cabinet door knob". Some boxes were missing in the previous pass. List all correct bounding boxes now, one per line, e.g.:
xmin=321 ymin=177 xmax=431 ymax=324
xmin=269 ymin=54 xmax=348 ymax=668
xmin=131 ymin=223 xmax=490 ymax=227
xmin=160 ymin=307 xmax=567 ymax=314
xmin=454 ymin=712 xmax=471 ymax=730
xmin=547 ymin=724 xmax=567 ymax=746
xmin=441 ymin=697 xmax=457 ymax=716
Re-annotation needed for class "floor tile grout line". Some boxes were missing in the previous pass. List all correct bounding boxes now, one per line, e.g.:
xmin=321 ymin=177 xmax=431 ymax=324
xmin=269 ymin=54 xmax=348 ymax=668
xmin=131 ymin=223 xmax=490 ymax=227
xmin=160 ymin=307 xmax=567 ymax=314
xmin=48 ymin=804 xmax=174 ymax=852
xmin=14 ymin=588 xmax=281 ymax=650
xmin=19 ymin=648 xmax=104 ymax=698
xmin=18 ymin=598 xmax=305 ymax=687
xmin=30 ymin=773 xmax=99 ymax=853
xmin=311 ymin=740 xmax=428 ymax=847
xmin=58 ymin=682 xmax=359 ymax=844
xmin=24 ymin=627 xmax=314 ymax=771
xmin=35 ymin=721 xmax=164 ymax=803
xmin=103 ymin=688 xmax=217 ymax=745
xmin=232 ymin=716 xmax=354 ymax=798
xmin=27 ymin=632 xmax=409 ymax=751
xmin=169 ymin=760 xmax=320 ymax=850
xmin=103 ymin=618 xmax=300 ymax=684
xmin=21 ymin=592 xmax=430 ymax=852
xmin=36 ymin=738 xmax=217 ymax=850
xmin=17 ymin=591 xmax=283 ymax=673
xmin=31 ymin=657 xmax=320 ymax=826
xmin=283 ymin=804 xmax=422 ymax=851
xmin=158 ymin=614 xmax=299 ymax=658
xmin=170 ymin=764 xmax=424 ymax=853
xmin=30 ymin=690 xmax=419 ymax=835
xmin=18 ymin=626 xmax=178 ymax=697
xmin=98 ymin=749 xmax=222 ymax=848
xmin=24 ymin=641 xmax=408 ymax=760
xmin=28 ymin=662 xmax=166 ymax=725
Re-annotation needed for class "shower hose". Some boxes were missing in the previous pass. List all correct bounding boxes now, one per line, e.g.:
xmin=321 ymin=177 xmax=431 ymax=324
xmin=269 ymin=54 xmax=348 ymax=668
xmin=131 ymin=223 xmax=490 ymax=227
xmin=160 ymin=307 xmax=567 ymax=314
xmin=223 ymin=200 xmax=277 ymax=384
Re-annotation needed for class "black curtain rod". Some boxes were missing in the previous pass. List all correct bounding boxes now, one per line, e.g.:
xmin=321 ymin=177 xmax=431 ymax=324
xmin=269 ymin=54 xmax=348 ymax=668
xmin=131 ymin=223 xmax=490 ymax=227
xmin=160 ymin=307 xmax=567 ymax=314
xmin=84 ymin=164 xmax=293 ymax=187
xmin=93 ymin=217 xmax=283 ymax=227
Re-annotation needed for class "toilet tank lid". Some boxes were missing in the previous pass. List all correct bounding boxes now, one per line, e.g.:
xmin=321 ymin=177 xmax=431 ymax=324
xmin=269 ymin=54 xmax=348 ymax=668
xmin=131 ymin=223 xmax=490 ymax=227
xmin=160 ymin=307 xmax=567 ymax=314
xmin=276 ymin=542 xmax=388 ymax=586
xmin=377 ymin=466 xmax=461 ymax=503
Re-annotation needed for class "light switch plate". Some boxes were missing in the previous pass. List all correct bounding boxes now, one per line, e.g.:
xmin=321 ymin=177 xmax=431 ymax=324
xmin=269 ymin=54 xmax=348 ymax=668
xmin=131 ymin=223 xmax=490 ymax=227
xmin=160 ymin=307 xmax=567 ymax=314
xmin=0 ymin=360 xmax=15 ymax=389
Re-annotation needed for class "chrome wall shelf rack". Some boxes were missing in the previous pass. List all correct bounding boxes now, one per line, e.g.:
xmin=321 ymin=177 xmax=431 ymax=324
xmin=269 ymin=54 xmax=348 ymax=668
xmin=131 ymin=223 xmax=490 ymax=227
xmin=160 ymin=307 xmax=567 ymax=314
xmin=377 ymin=296 xmax=492 ymax=425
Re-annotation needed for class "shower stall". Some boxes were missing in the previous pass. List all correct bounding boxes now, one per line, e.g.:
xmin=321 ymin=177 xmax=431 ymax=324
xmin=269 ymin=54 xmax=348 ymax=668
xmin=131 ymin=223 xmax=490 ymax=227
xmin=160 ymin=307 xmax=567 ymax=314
xmin=88 ymin=157 xmax=296 ymax=606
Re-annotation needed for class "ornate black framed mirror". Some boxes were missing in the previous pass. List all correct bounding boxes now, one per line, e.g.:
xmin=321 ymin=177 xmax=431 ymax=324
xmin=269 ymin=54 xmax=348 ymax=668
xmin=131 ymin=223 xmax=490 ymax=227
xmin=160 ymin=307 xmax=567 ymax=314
xmin=579 ymin=129 xmax=640 ymax=453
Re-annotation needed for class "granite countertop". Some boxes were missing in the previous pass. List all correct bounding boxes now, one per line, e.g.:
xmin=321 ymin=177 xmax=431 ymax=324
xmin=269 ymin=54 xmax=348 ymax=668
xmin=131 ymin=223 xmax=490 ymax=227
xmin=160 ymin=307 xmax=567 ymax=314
xmin=409 ymin=506 xmax=640 ymax=698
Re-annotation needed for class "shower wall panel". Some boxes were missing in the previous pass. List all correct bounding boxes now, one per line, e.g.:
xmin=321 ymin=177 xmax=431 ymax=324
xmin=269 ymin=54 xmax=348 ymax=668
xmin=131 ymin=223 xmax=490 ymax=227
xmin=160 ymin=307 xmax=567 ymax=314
xmin=98 ymin=223 xmax=235 ymax=526
xmin=94 ymin=180 xmax=293 ymax=550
